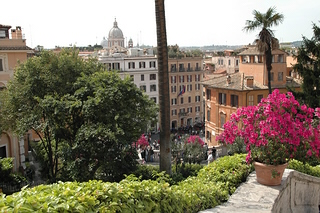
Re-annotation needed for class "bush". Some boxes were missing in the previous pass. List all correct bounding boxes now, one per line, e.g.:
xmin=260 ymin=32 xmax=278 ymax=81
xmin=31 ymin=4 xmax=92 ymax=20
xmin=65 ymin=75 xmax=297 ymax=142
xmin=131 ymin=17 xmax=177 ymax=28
xmin=0 ymin=154 xmax=253 ymax=212
xmin=288 ymin=159 xmax=320 ymax=177
xmin=0 ymin=158 xmax=27 ymax=195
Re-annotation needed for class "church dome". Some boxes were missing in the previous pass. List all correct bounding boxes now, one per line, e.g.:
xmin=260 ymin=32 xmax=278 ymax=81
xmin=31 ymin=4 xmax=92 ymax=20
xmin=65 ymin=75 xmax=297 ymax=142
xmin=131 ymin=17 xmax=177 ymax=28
xmin=108 ymin=19 xmax=124 ymax=39
xmin=100 ymin=37 xmax=108 ymax=48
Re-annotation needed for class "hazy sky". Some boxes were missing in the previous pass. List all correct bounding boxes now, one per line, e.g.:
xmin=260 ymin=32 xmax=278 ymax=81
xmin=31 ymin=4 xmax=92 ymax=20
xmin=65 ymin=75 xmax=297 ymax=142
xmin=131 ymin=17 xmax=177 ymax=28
xmin=1 ymin=0 xmax=319 ymax=49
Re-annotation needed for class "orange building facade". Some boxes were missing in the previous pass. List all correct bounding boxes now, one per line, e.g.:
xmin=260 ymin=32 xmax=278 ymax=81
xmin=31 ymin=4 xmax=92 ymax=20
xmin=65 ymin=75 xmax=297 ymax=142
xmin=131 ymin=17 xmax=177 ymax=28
xmin=0 ymin=24 xmax=33 ymax=171
xmin=203 ymin=46 xmax=301 ymax=153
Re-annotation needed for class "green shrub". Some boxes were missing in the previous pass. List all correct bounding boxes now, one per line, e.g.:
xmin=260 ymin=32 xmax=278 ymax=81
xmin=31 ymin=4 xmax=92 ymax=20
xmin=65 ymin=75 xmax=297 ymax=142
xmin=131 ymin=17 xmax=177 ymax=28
xmin=288 ymin=159 xmax=320 ymax=177
xmin=0 ymin=154 xmax=252 ymax=212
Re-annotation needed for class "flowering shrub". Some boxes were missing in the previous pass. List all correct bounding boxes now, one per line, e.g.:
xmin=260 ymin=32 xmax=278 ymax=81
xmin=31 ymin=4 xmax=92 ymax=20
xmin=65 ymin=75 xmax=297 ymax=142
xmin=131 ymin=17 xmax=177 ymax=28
xmin=133 ymin=134 xmax=149 ymax=147
xmin=183 ymin=135 xmax=206 ymax=164
xmin=217 ymin=89 xmax=320 ymax=165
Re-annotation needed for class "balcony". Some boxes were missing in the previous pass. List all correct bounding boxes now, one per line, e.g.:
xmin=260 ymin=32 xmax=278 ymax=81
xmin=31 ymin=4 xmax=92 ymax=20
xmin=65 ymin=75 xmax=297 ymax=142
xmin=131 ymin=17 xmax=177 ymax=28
xmin=178 ymin=112 xmax=189 ymax=117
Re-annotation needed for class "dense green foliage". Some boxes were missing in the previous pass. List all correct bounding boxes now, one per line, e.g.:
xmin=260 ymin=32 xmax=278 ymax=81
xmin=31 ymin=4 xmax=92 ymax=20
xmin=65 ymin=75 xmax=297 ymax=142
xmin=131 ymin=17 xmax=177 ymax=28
xmin=0 ymin=158 xmax=27 ymax=194
xmin=131 ymin=163 xmax=203 ymax=185
xmin=0 ymin=48 xmax=158 ymax=183
xmin=0 ymin=154 xmax=252 ymax=212
xmin=288 ymin=159 xmax=320 ymax=177
xmin=289 ymin=23 xmax=320 ymax=108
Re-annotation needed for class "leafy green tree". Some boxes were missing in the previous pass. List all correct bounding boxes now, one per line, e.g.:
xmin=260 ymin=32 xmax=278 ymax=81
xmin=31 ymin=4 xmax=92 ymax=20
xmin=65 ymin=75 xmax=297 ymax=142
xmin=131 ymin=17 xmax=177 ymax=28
xmin=155 ymin=0 xmax=172 ymax=175
xmin=289 ymin=23 xmax=320 ymax=108
xmin=243 ymin=7 xmax=284 ymax=94
xmin=0 ymin=49 xmax=157 ymax=182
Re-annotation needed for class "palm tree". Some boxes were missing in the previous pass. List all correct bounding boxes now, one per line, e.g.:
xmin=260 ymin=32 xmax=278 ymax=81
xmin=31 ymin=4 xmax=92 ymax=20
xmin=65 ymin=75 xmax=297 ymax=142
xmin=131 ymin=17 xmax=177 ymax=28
xmin=155 ymin=0 xmax=171 ymax=174
xmin=243 ymin=7 xmax=284 ymax=94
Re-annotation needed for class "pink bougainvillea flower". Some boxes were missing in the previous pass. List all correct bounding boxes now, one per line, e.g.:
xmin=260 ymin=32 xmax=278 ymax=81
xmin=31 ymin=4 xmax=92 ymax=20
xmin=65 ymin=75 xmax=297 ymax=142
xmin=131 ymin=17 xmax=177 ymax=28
xmin=217 ymin=89 xmax=320 ymax=165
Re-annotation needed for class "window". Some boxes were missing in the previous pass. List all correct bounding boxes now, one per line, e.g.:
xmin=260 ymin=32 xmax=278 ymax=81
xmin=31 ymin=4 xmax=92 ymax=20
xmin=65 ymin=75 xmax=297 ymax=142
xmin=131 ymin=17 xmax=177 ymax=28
xmin=141 ymin=74 xmax=144 ymax=81
xmin=130 ymin=75 xmax=134 ymax=81
xmin=112 ymin=63 xmax=120 ymax=70
xmin=220 ymin=114 xmax=226 ymax=128
xmin=187 ymin=63 xmax=191 ymax=71
xmin=151 ymin=97 xmax=157 ymax=103
xmin=207 ymin=110 xmax=210 ymax=121
xmin=195 ymin=106 xmax=200 ymax=112
xmin=195 ymin=84 xmax=200 ymax=90
xmin=139 ymin=62 xmax=146 ymax=68
xmin=187 ymin=75 xmax=192 ymax=82
xmin=150 ymin=74 xmax=156 ymax=80
xmin=195 ymin=74 xmax=200 ymax=81
xmin=179 ymin=76 xmax=185 ymax=83
xmin=171 ymin=76 xmax=176 ymax=83
xmin=230 ymin=94 xmax=239 ymax=107
xmin=172 ymin=109 xmax=177 ymax=116
xmin=257 ymin=94 xmax=263 ymax=103
xmin=271 ymin=72 xmax=274 ymax=81
xmin=171 ymin=98 xmax=177 ymax=105
xmin=187 ymin=84 xmax=192 ymax=92
xmin=206 ymin=131 xmax=211 ymax=141
xmin=179 ymin=63 xmax=184 ymax=71
xmin=278 ymin=72 xmax=283 ymax=81
xmin=0 ymin=30 xmax=6 ymax=38
xmin=171 ymin=85 xmax=176 ymax=93
xmin=195 ymin=63 xmax=200 ymax=70
xmin=195 ymin=95 xmax=200 ymax=102
xmin=248 ymin=95 xmax=254 ymax=106
xmin=140 ymin=85 xmax=146 ymax=92
xmin=171 ymin=64 xmax=177 ymax=72
xmin=236 ymin=60 xmax=239 ymax=66
xmin=278 ymin=54 xmax=284 ymax=63
xmin=150 ymin=84 xmax=156 ymax=92
xmin=180 ymin=97 xmax=184 ymax=104
xmin=219 ymin=93 xmax=226 ymax=105
xmin=188 ymin=96 xmax=191 ymax=103
xmin=0 ymin=58 xmax=3 ymax=71
xmin=187 ymin=107 xmax=192 ymax=113
xmin=206 ymin=89 xmax=211 ymax=100
xmin=228 ymin=60 xmax=231 ymax=66
xmin=0 ymin=145 xmax=7 ymax=158
xmin=128 ymin=62 xmax=135 ymax=69
xmin=179 ymin=108 xmax=186 ymax=113
xmin=149 ymin=61 xmax=156 ymax=68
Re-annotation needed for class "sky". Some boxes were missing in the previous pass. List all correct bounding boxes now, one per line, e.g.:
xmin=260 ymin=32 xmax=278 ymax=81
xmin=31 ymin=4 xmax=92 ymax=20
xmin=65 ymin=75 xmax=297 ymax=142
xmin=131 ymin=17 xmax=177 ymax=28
xmin=1 ymin=0 xmax=320 ymax=49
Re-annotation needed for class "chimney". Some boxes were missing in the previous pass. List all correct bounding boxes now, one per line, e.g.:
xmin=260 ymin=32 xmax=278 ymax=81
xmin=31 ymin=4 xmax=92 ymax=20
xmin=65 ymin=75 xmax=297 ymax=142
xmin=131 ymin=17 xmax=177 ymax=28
xmin=11 ymin=26 xmax=22 ymax=39
xmin=246 ymin=77 xmax=254 ymax=88
xmin=226 ymin=75 xmax=231 ymax=85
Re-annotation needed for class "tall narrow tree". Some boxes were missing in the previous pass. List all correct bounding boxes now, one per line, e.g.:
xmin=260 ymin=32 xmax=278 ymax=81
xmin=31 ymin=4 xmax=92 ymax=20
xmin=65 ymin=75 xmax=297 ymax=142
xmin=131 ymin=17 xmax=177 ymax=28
xmin=290 ymin=23 xmax=320 ymax=108
xmin=243 ymin=7 xmax=284 ymax=94
xmin=155 ymin=0 xmax=171 ymax=174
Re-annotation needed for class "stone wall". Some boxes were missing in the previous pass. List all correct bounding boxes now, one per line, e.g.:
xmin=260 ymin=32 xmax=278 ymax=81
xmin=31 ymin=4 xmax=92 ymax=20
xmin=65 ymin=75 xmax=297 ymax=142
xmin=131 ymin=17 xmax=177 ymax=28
xmin=200 ymin=169 xmax=320 ymax=213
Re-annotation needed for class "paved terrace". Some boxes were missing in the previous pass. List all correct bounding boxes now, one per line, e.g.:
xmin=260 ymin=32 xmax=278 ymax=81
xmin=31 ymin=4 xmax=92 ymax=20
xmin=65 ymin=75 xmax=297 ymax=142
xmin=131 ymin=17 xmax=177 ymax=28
xmin=200 ymin=169 xmax=320 ymax=213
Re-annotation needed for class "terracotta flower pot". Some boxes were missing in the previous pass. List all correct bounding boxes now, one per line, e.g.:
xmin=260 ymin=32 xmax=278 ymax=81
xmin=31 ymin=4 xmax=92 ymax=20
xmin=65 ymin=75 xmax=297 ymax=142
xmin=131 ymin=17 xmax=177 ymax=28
xmin=253 ymin=162 xmax=288 ymax=186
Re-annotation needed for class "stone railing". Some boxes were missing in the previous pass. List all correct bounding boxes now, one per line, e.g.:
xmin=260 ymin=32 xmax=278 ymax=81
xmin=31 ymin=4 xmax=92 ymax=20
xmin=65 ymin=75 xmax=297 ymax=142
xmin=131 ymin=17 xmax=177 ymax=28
xmin=200 ymin=169 xmax=320 ymax=213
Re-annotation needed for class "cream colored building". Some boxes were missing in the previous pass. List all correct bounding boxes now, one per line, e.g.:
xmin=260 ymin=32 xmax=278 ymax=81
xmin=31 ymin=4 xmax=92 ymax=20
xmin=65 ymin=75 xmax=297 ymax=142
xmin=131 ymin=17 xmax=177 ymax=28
xmin=168 ymin=57 xmax=204 ymax=129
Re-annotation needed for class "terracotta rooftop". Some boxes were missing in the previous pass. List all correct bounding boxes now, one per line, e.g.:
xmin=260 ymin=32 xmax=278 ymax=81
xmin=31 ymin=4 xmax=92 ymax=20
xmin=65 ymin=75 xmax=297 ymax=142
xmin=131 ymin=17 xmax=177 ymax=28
xmin=0 ymin=46 xmax=33 ymax=51
xmin=202 ymin=72 xmax=301 ymax=91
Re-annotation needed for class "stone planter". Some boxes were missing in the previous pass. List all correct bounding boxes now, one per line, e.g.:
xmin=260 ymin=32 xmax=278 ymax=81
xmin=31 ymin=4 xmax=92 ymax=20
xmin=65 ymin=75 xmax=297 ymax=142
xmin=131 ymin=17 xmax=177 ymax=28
xmin=253 ymin=162 xmax=288 ymax=186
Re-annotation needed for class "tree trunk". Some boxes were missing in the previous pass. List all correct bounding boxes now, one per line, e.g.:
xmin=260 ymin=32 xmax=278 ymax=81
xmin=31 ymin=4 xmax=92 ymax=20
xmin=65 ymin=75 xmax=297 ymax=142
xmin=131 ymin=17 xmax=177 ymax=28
xmin=265 ymin=44 xmax=272 ymax=94
xmin=155 ymin=0 xmax=171 ymax=175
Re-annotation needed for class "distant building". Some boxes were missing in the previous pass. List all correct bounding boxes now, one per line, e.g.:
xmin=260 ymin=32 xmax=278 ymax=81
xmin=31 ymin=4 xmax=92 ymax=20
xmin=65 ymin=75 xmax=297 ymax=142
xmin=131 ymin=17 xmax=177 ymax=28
xmin=0 ymin=24 xmax=33 ymax=171
xmin=202 ymin=45 xmax=301 ymax=153
xmin=98 ymin=19 xmax=159 ymax=132
xmin=168 ymin=56 xmax=205 ymax=129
